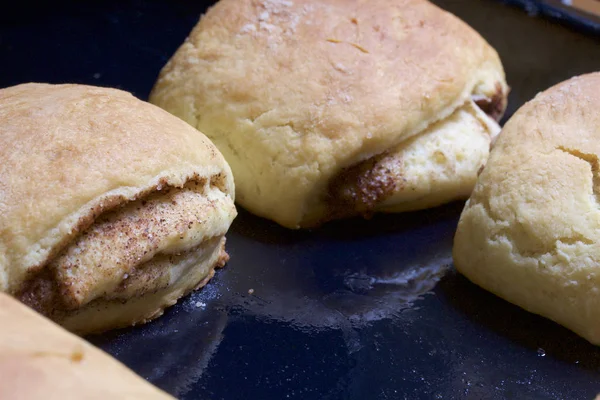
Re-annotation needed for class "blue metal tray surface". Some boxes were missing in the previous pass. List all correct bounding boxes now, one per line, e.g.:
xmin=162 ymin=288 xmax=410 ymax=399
xmin=2 ymin=1 xmax=600 ymax=399
xmin=500 ymin=0 xmax=600 ymax=36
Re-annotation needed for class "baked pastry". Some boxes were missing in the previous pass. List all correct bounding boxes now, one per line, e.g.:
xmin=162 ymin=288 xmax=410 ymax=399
xmin=0 ymin=83 xmax=237 ymax=334
xmin=0 ymin=292 xmax=174 ymax=399
xmin=453 ymin=72 xmax=600 ymax=345
xmin=150 ymin=0 xmax=508 ymax=228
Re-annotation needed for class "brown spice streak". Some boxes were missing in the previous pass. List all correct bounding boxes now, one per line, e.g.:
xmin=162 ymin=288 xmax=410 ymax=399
xmin=111 ymin=236 xmax=221 ymax=298
xmin=17 ymin=268 xmax=61 ymax=317
xmin=326 ymin=82 xmax=506 ymax=223
xmin=474 ymin=82 xmax=506 ymax=122
xmin=19 ymin=177 xmax=176 ymax=286
xmin=15 ymin=176 xmax=227 ymax=319
xmin=328 ymin=152 xmax=399 ymax=218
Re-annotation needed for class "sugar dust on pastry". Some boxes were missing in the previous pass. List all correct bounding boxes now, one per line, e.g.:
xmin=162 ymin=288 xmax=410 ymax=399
xmin=150 ymin=0 xmax=508 ymax=228
xmin=0 ymin=83 xmax=237 ymax=334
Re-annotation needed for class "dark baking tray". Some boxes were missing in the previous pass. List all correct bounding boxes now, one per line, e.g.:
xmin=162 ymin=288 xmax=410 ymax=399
xmin=2 ymin=1 xmax=600 ymax=399
xmin=500 ymin=0 xmax=600 ymax=36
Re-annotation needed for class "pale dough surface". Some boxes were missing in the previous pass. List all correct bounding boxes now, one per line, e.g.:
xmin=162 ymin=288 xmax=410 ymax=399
xmin=0 ymin=292 xmax=174 ymax=399
xmin=150 ymin=0 xmax=507 ymax=228
xmin=453 ymin=72 xmax=600 ymax=345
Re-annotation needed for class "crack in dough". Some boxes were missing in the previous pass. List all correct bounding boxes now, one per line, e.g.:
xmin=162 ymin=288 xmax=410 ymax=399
xmin=556 ymin=146 xmax=600 ymax=207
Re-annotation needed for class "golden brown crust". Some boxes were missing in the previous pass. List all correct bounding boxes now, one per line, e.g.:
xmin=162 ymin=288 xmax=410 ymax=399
xmin=0 ymin=292 xmax=174 ymax=399
xmin=214 ymin=237 xmax=230 ymax=269
xmin=453 ymin=72 xmax=600 ymax=345
xmin=150 ymin=0 xmax=507 ymax=228
xmin=0 ymin=83 xmax=237 ymax=333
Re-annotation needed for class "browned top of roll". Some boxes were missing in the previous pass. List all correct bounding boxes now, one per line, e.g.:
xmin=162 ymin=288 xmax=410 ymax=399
xmin=0 ymin=83 xmax=235 ymax=293
xmin=150 ymin=0 xmax=506 ymax=227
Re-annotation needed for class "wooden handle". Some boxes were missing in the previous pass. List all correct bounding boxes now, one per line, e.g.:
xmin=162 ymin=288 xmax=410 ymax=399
xmin=568 ymin=0 xmax=600 ymax=17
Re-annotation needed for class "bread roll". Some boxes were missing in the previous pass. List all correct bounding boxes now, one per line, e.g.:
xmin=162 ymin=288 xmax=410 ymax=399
xmin=0 ymin=83 xmax=237 ymax=334
xmin=453 ymin=72 xmax=600 ymax=345
xmin=150 ymin=0 xmax=507 ymax=228
xmin=0 ymin=292 xmax=173 ymax=399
